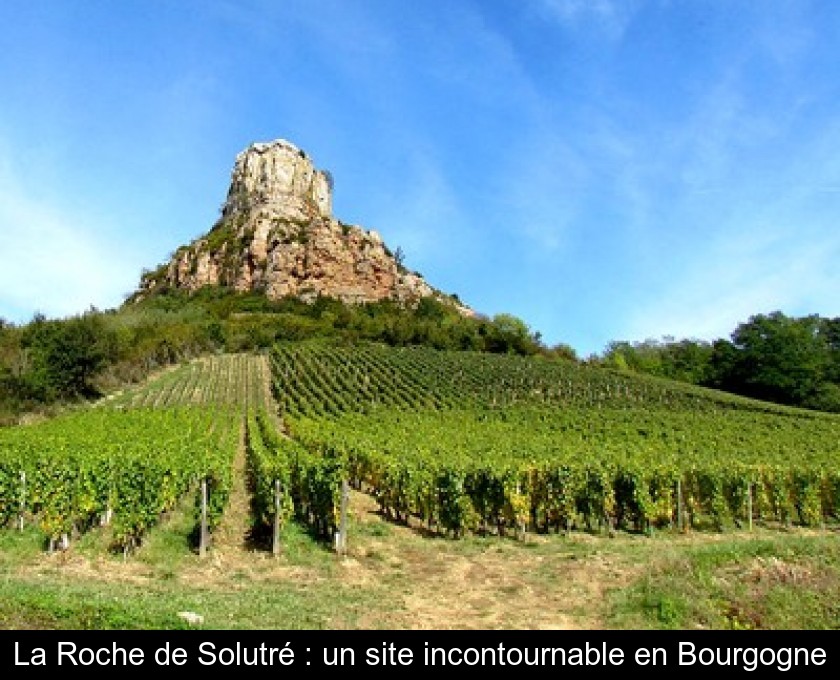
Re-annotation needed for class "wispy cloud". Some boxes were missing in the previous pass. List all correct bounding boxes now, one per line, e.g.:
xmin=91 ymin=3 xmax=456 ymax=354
xmin=617 ymin=105 xmax=840 ymax=343
xmin=492 ymin=130 xmax=591 ymax=253
xmin=537 ymin=0 xmax=643 ymax=40
xmin=364 ymin=145 xmax=471 ymax=270
xmin=0 ymin=155 xmax=134 ymax=322
xmin=520 ymin=3 xmax=840 ymax=350
xmin=622 ymin=224 xmax=840 ymax=343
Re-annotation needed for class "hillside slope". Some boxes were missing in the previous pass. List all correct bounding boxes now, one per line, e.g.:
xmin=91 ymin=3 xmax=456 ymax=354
xmin=1 ymin=348 xmax=838 ymax=630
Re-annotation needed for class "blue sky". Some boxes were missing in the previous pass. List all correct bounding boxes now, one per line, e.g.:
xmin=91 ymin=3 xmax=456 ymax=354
xmin=1 ymin=1 xmax=839 ymax=357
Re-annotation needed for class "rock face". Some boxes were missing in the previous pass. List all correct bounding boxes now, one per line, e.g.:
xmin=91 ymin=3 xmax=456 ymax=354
xmin=224 ymin=140 xmax=332 ymax=223
xmin=136 ymin=139 xmax=467 ymax=311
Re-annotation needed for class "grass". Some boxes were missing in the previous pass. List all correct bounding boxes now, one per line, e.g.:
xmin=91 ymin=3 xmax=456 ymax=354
xmin=606 ymin=531 xmax=840 ymax=629
xmin=1 ymin=496 xmax=838 ymax=629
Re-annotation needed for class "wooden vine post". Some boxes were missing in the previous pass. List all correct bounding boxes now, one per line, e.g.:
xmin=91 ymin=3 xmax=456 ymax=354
xmin=18 ymin=470 xmax=25 ymax=531
xmin=676 ymin=478 xmax=683 ymax=532
xmin=199 ymin=477 xmax=208 ymax=558
xmin=747 ymin=482 xmax=753 ymax=532
xmin=335 ymin=479 xmax=349 ymax=556
xmin=273 ymin=479 xmax=282 ymax=557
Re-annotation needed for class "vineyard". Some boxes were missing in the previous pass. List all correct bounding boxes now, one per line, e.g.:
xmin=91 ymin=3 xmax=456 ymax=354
xmin=0 ymin=354 xmax=264 ymax=554
xmin=104 ymin=353 xmax=269 ymax=410
xmin=1 ymin=343 xmax=839 ymax=560
xmin=0 ymin=344 xmax=839 ymax=629
xmin=271 ymin=341 xmax=840 ymax=538
xmin=269 ymin=341 xmax=812 ymax=415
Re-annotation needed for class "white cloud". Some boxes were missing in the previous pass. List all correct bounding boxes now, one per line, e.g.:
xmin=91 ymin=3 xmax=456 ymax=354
xmin=620 ymin=203 xmax=840 ymax=343
xmin=0 ymin=157 xmax=134 ymax=322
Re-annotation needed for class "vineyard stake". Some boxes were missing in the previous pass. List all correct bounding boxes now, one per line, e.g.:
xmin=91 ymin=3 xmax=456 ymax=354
xmin=200 ymin=478 xmax=208 ymax=558
xmin=18 ymin=470 xmax=25 ymax=531
xmin=336 ymin=479 xmax=349 ymax=556
xmin=273 ymin=478 xmax=281 ymax=556
xmin=747 ymin=482 xmax=753 ymax=532
xmin=676 ymin=479 xmax=683 ymax=532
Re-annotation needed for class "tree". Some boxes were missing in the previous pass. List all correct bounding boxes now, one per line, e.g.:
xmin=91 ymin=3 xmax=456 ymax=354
xmin=484 ymin=314 xmax=541 ymax=355
xmin=415 ymin=297 xmax=448 ymax=321
xmin=601 ymin=339 xmax=664 ymax=376
xmin=393 ymin=246 xmax=406 ymax=270
xmin=821 ymin=317 xmax=840 ymax=384
xmin=597 ymin=311 xmax=840 ymax=412
xmin=660 ymin=339 xmax=713 ymax=384
xmin=728 ymin=311 xmax=828 ymax=405
xmin=707 ymin=338 xmax=741 ymax=391
xmin=546 ymin=342 xmax=579 ymax=363
xmin=23 ymin=313 xmax=112 ymax=400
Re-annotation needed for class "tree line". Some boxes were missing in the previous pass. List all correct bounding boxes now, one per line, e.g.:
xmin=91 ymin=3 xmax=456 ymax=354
xmin=0 ymin=288 xmax=553 ymax=424
xmin=5 ymin=289 xmax=832 ymax=423
xmin=597 ymin=311 xmax=840 ymax=413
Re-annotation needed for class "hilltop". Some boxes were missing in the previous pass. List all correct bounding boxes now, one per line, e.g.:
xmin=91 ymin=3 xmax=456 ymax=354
xmin=2 ymin=139 xmax=835 ymax=423
xmin=133 ymin=139 xmax=470 ymax=315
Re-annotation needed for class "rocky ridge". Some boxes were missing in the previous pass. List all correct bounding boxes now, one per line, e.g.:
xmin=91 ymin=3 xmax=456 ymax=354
xmin=136 ymin=139 xmax=469 ymax=312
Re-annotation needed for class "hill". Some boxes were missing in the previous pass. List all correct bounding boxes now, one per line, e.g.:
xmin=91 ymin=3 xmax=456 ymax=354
xmin=0 ymin=138 xmax=837 ymax=631
xmin=132 ymin=139 xmax=470 ymax=316
xmin=1 ymin=346 xmax=838 ymax=629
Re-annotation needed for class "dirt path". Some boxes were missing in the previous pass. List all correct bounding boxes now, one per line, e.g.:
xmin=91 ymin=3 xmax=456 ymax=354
xmin=211 ymin=353 xmax=274 ymax=557
xmin=205 ymin=420 xmax=252 ymax=559
xmin=339 ymin=490 xmax=629 ymax=629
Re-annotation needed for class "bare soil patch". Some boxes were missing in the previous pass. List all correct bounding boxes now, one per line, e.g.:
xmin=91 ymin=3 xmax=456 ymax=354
xmin=338 ymin=491 xmax=638 ymax=629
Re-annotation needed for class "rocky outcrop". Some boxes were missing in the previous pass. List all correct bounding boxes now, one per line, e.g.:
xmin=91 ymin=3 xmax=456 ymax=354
xmin=136 ymin=139 xmax=469 ymax=313
xmin=223 ymin=140 xmax=331 ymax=222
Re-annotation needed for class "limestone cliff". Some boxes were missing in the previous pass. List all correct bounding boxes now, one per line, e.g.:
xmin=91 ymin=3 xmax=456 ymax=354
xmin=135 ymin=139 xmax=469 ymax=312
